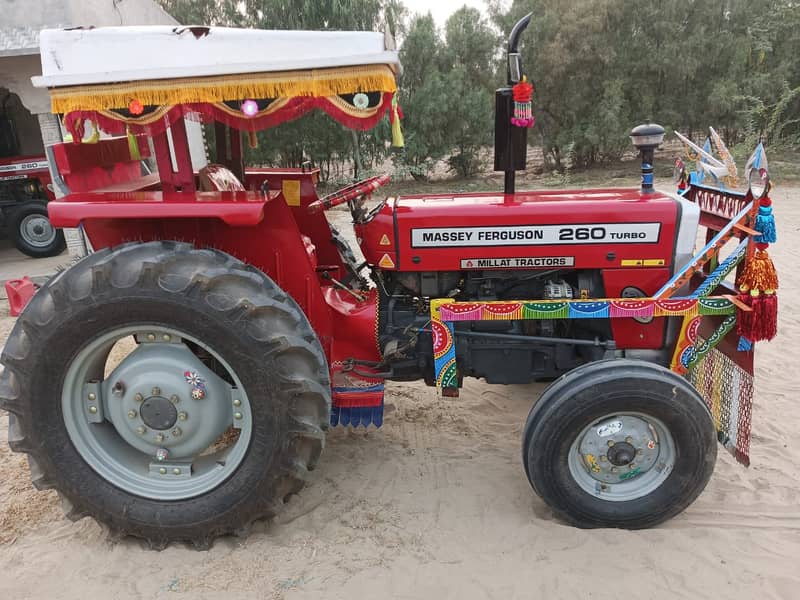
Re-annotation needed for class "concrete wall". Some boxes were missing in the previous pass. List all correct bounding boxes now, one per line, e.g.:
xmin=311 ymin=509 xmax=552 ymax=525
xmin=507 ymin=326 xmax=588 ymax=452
xmin=2 ymin=0 xmax=176 ymax=30
xmin=66 ymin=0 xmax=178 ymax=29
xmin=0 ymin=0 xmax=69 ymax=28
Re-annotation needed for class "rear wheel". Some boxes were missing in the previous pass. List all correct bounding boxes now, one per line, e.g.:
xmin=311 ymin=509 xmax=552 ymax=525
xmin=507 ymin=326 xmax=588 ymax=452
xmin=8 ymin=201 xmax=66 ymax=258
xmin=0 ymin=241 xmax=330 ymax=548
xmin=522 ymin=359 xmax=716 ymax=528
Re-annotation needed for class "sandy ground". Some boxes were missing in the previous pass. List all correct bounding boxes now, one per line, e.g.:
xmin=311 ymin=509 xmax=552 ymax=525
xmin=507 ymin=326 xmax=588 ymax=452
xmin=0 ymin=186 xmax=799 ymax=599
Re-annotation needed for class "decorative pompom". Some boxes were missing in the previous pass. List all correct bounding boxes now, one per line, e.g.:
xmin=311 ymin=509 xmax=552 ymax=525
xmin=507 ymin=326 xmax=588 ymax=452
xmin=128 ymin=98 xmax=144 ymax=115
xmin=738 ymin=249 xmax=778 ymax=292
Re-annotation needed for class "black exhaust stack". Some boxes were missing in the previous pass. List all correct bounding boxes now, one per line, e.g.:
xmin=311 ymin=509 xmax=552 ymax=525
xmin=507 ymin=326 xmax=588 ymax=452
xmin=494 ymin=13 xmax=532 ymax=195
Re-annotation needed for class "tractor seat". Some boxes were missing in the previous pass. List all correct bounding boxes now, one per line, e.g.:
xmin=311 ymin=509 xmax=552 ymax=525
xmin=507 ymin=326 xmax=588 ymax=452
xmin=198 ymin=164 xmax=245 ymax=192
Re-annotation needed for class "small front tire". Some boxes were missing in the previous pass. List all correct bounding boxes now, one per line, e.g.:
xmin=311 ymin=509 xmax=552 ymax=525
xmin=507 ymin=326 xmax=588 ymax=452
xmin=522 ymin=359 xmax=716 ymax=528
xmin=8 ymin=201 xmax=66 ymax=258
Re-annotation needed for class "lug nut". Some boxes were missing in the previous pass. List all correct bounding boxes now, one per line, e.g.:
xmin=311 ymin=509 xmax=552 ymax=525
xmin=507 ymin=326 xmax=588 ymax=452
xmin=600 ymin=455 xmax=608 ymax=462
xmin=234 ymin=412 xmax=243 ymax=420
xmin=152 ymin=387 xmax=161 ymax=396
xmin=629 ymin=463 xmax=636 ymax=469
xmin=88 ymin=406 xmax=98 ymax=414
xmin=611 ymin=467 xmax=618 ymax=473
xmin=136 ymin=426 xmax=146 ymax=435
xmin=147 ymin=333 xmax=156 ymax=342
xmin=178 ymin=412 xmax=188 ymax=421
xmin=233 ymin=399 xmax=241 ymax=407
xmin=170 ymin=395 xmax=180 ymax=404
xmin=173 ymin=468 xmax=181 ymax=475
xmin=171 ymin=427 xmax=182 ymax=437
xmin=155 ymin=433 xmax=165 ymax=443
xmin=636 ymin=449 xmax=643 ymax=456
xmin=134 ymin=393 xmax=144 ymax=402
xmin=127 ymin=410 xmax=137 ymax=419
xmin=625 ymin=436 xmax=634 ymax=444
xmin=88 ymin=392 xmax=97 ymax=401
xmin=607 ymin=440 xmax=615 ymax=447
xmin=163 ymin=334 xmax=171 ymax=342
xmin=159 ymin=467 xmax=167 ymax=475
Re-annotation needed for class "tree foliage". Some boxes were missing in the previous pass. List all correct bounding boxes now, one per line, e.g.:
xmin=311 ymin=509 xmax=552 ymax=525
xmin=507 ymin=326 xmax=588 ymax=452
xmin=159 ymin=0 xmax=800 ymax=175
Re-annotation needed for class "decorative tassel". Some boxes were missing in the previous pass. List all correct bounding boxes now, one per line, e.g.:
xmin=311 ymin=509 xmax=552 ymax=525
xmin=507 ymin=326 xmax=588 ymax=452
xmin=754 ymin=196 xmax=777 ymax=244
xmin=736 ymin=292 xmax=755 ymax=339
xmin=737 ymin=336 xmax=753 ymax=351
xmin=738 ymin=245 xmax=778 ymax=292
xmin=85 ymin=120 xmax=100 ymax=144
xmin=247 ymin=130 xmax=258 ymax=149
xmin=389 ymin=94 xmax=404 ymax=148
xmin=736 ymin=290 xmax=778 ymax=342
xmin=127 ymin=127 xmax=141 ymax=160
xmin=511 ymin=77 xmax=535 ymax=128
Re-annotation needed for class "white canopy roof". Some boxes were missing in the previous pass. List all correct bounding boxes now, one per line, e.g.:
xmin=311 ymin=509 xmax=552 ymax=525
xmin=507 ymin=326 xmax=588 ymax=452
xmin=32 ymin=26 xmax=400 ymax=88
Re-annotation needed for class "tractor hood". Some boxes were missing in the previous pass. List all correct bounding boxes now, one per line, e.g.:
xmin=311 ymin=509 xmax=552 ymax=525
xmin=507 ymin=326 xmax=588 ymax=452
xmin=357 ymin=188 xmax=699 ymax=273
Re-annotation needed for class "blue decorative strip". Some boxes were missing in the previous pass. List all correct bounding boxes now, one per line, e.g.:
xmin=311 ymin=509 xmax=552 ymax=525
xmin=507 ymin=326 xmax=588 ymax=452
xmin=691 ymin=239 xmax=748 ymax=298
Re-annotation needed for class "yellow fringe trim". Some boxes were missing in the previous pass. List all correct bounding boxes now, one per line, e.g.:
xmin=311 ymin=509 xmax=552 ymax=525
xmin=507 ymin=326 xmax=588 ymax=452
xmin=50 ymin=65 xmax=397 ymax=114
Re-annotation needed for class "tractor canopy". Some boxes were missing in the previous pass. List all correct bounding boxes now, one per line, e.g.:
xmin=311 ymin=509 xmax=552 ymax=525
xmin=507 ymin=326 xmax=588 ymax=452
xmin=32 ymin=26 xmax=401 ymax=140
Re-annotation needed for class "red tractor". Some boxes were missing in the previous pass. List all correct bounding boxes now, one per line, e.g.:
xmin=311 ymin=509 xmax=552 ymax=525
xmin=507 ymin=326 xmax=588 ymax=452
xmin=0 ymin=20 xmax=774 ymax=548
xmin=0 ymin=140 xmax=65 ymax=257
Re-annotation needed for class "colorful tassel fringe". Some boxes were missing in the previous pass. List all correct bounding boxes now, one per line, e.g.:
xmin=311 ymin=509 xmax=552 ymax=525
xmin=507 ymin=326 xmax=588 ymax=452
xmin=511 ymin=77 xmax=534 ymax=128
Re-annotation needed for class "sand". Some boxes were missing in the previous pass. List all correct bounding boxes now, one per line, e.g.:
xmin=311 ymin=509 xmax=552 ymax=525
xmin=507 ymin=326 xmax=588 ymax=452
xmin=0 ymin=186 xmax=798 ymax=600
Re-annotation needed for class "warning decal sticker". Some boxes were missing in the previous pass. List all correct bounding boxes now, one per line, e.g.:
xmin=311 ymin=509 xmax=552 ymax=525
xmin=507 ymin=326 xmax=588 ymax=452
xmin=460 ymin=256 xmax=575 ymax=269
xmin=411 ymin=223 xmax=661 ymax=247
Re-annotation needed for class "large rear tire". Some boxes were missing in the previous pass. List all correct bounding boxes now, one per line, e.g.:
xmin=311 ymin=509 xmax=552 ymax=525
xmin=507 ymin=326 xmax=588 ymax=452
xmin=522 ymin=359 xmax=716 ymax=528
xmin=0 ymin=241 xmax=330 ymax=548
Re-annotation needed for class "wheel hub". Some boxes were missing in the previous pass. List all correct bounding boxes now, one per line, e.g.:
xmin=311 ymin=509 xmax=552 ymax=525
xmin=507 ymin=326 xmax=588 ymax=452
xmin=140 ymin=395 xmax=178 ymax=430
xmin=607 ymin=441 xmax=636 ymax=466
xmin=20 ymin=214 xmax=56 ymax=247
xmin=571 ymin=414 xmax=668 ymax=489
xmin=101 ymin=342 xmax=238 ymax=459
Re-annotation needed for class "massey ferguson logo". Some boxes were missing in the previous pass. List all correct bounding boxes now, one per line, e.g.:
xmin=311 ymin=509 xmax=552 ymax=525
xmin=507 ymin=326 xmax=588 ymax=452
xmin=411 ymin=223 xmax=661 ymax=247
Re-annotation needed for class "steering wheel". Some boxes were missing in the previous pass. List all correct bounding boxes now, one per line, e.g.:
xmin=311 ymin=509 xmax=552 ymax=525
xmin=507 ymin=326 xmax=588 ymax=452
xmin=307 ymin=174 xmax=391 ymax=214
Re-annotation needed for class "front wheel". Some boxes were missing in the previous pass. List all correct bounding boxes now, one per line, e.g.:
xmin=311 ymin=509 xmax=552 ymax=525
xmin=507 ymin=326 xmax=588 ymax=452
xmin=0 ymin=242 xmax=330 ymax=548
xmin=8 ymin=201 xmax=66 ymax=258
xmin=522 ymin=359 xmax=716 ymax=528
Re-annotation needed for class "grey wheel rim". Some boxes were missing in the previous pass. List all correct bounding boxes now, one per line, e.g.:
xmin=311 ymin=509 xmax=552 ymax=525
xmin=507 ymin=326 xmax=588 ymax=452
xmin=568 ymin=412 xmax=676 ymax=502
xmin=19 ymin=213 xmax=56 ymax=248
xmin=62 ymin=325 xmax=253 ymax=500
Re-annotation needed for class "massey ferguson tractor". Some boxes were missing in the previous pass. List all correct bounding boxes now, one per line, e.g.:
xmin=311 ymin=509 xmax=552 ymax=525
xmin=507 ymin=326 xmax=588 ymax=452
xmin=0 ymin=18 xmax=776 ymax=548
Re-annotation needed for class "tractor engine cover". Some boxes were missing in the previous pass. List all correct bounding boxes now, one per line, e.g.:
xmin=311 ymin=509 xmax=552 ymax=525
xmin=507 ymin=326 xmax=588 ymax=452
xmin=358 ymin=188 xmax=697 ymax=274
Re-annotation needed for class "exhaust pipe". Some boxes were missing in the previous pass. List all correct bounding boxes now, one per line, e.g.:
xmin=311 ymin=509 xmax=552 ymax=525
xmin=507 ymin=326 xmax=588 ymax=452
xmin=494 ymin=13 xmax=532 ymax=195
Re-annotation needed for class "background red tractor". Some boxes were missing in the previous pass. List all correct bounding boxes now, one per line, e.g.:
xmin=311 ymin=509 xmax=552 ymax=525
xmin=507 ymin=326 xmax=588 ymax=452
xmin=0 ymin=19 xmax=771 ymax=548
xmin=0 ymin=106 xmax=65 ymax=257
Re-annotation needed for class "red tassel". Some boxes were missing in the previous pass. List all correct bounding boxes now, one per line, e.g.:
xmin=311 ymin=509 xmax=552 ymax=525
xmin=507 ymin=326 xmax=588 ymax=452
xmin=754 ymin=293 xmax=778 ymax=341
xmin=737 ymin=291 xmax=778 ymax=342
xmin=736 ymin=292 xmax=756 ymax=339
